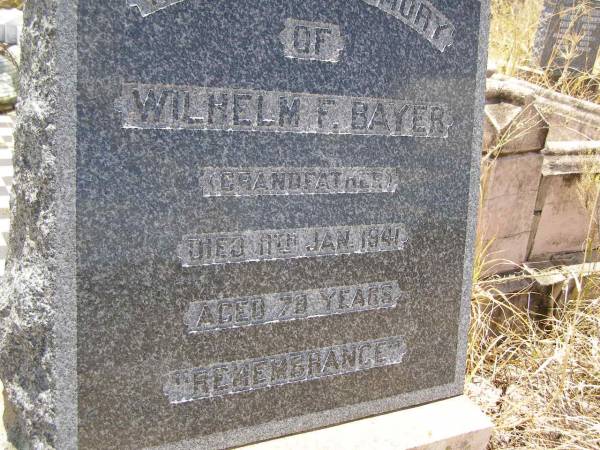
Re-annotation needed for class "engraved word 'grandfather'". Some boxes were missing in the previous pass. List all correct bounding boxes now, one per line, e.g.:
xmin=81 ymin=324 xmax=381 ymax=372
xmin=178 ymin=223 xmax=408 ymax=267
xmin=120 ymin=84 xmax=452 ymax=138
xmin=163 ymin=336 xmax=408 ymax=403
xmin=200 ymin=167 xmax=399 ymax=197
xmin=185 ymin=281 xmax=405 ymax=332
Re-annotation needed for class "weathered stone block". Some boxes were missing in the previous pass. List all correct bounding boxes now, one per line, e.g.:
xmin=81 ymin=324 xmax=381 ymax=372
xmin=483 ymin=103 xmax=522 ymax=151
xmin=530 ymin=175 xmax=598 ymax=259
xmin=480 ymin=153 xmax=543 ymax=272
xmin=483 ymin=102 xmax=548 ymax=154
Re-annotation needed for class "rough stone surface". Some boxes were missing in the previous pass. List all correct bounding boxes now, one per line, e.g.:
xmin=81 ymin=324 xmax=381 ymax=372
xmin=480 ymin=152 xmax=543 ymax=273
xmin=0 ymin=1 xmax=59 ymax=449
xmin=1 ymin=1 xmax=489 ymax=449
xmin=530 ymin=174 xmax=597 ymax=259
xmin=483 ymin=103 xmax=548 ymax=154
xmin=487 ymin=74 xmax=600 ymax=142
xmin=483 ymin=103 xmax=522 ymax=150
xmin=499 ymin=104 xmax=548 ymax=153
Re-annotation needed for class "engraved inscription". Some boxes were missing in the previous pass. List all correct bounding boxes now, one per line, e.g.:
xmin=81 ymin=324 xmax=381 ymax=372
xmin=163 ymin=336 xmax=408 ymax=403
xmin=127 ymin=0 xmax=454 ymax=53
xmin=553 ymin=3 xmax=600 ymax=58
xmin=120 ymin=83 xmax=453 ymax=138
xmin=534 ymin=0 xmax=600 ymax=71
xmin=127 ymin=0 xmax=185 ymax=17
xmin=185 ymin=281 xmax=405 ymax=332
xmin=280 ymin=18 xmax=344 ymax=63
xmin=178 ymin=224 xmax=408 ymax=267
xmin=360 ymin=0 xmax=455 ymax=52
xmin=199 ymin=167 xmax=399 ymax=197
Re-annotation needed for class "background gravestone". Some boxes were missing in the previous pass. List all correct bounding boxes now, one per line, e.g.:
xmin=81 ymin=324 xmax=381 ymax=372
xmin=0 ymin=1 xmax=489 ymax=449
xmin=533 ymin=0 xmax=600 ymax=72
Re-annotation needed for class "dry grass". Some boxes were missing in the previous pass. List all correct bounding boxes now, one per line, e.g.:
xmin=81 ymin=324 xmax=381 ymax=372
xmin=0 ymin=1 xmax=22 ymax=9
xmin=468 ymin=272 xmax=600 ymax=449
xmin=490 ymin=0 xmax=600 ymax=103
xmin=468 ymin=154 xmax=600 ymax=448
xmin=489 ymin=0 xmax=544 ymax=75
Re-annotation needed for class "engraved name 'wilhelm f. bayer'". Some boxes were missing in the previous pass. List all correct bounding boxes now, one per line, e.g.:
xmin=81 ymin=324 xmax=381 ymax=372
xmin=186 ymin=281 xmax=405 ymax=333
xmin=178 ymin=224 xmax=408 ymax=267
xmin=163 ymin=336 xmax=408 ymax=403
xmin=120 ymin=83 xmax=452 ymax=138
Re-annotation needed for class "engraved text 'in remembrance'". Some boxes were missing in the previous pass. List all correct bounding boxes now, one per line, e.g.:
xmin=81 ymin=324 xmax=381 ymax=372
xmin=163 ymin=336 xmax=407 ymax=403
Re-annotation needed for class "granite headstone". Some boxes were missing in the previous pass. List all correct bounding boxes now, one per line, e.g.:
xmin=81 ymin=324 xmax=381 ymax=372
xmin=0 ymin=1 xmax=489 ymax=449
xmin=533 ymin=0 xmax=600 ymax=72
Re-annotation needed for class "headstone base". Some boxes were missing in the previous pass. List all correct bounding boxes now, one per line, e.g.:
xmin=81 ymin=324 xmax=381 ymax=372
xmin=241 ymin=395 xmax=492 ymax=450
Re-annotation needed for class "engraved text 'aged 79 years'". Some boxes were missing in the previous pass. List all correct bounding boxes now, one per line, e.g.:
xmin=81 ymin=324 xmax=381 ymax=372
xmin=121 ymin=84 xmax=453 ymax=138
xmin=163 ymin=336 xmax=408 ymax=403
xmin=178 ymin=224 xmax=408 ymax=267
xmin=185 ymin=281 xmax=405 ymax=332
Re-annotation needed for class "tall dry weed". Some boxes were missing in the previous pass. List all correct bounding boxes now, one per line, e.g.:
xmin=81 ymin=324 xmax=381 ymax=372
xmin=468 ymin=159 xmax=600 ymax=449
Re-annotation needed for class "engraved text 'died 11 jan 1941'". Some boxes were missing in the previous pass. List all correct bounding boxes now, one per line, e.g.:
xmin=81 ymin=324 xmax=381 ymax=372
xmin=178 ymin=223 xmax=408 ymax=267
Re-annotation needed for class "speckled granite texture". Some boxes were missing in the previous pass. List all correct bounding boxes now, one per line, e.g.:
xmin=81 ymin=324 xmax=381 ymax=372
xmin=0 ymin=1 xmax=60 ymax=449
xmin=0 ymin=1 xmax=489 ymax=449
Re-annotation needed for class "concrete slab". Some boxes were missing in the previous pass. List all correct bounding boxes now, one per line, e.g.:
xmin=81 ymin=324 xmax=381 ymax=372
xmin=241 ymin=396 xmax=493 ymax=450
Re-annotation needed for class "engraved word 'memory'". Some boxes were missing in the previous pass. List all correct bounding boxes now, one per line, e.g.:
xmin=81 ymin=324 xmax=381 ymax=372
xmin=185 ymin=281 xmax=405 ymax=332
xmin=280 ymin=18 xmax=344 ymax=63
xmin=360 ymin=0 xmax=455 ymax=52
xmin=178 ymin=223 xmax=408 ymax=267
xmin=200 ymin=167 xmax=399 ymax=197
xmin=127 ymin=0 xmax=453 ymax=53
xmin=127 ymin=0 xmax=185 ymax=17
xmin=120 ymin=83 xmax=453 ymax=138
xmin=163 ymin=336 xmax=407 ymax=403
